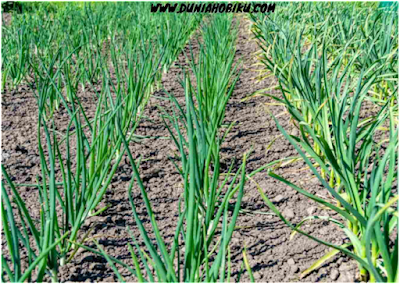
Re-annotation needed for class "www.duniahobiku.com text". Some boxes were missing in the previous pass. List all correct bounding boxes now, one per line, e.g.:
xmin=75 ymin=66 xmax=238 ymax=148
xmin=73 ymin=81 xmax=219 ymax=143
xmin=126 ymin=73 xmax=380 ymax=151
xmin=151 ymin=3 xmax=276 ymax=14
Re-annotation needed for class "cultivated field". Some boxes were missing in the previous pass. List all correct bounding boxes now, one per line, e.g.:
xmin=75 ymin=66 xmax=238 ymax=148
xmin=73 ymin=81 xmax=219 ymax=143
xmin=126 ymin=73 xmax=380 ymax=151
xmin=1 ymin=2 xmax=398 ymax=283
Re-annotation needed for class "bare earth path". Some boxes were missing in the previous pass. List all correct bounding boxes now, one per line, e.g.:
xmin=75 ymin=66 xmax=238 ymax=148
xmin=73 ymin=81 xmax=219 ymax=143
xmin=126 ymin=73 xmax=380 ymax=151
xmin=1 ymin=15 xmax=358 ymax=282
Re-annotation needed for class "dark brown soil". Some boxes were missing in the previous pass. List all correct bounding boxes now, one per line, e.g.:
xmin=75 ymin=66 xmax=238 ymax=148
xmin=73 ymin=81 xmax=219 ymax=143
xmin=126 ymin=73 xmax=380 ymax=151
xmin=1 ymin=15 xmax=358 ymax=282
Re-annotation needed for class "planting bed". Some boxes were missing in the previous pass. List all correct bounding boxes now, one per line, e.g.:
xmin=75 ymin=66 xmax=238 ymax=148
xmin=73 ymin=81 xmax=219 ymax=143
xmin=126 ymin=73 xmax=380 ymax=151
xmin=1 ymin=14 xmax=360 ymax=282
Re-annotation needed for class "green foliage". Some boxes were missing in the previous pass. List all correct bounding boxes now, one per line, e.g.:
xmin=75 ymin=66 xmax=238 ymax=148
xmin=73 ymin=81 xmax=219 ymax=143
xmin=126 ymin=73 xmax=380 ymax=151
xmin=85 ymin=14 xmax=248 ymax=282
xmin=1 ymin=1 xmax=202 ymax=118
xmin=252 ymin=2 xmax=398 ymax=282
xmin=1 ymin=2 xmax=202 ymax=282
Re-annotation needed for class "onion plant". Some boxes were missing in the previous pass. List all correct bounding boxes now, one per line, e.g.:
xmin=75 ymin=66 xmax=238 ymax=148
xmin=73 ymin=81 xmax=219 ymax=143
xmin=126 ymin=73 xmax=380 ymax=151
xmin=252 ymin=11 xmax=338 ymax=182
xmin=251 ymin=1 xmax=398 ymax=183
xmin=188 ymin=14 xmax=240 ymax=147
xmin=1 ymin=3 xmax=203 ymax=280
xmin=1 ymin=2 xmax=203 ymax=282
xmin=82 ymin=14 xmax=248 ymax=282
xmin=1 ymin=41 xmax=161 ymax=282
xmin=1 ymin=2 xmax=202 ymax=92
xmin=1 ymin=20 xmax=30 ymax=90
xmin=3 ymin=0 xmax=202 ymax=118
xmin=361 ymin=6 xmax=398 ymax=104
xmin=154 ymin=10 xmax=202 ymax=74
xmin=252 ymin=5 xmax=398 ymax=281
xmin=86 ymin=74 xmax=248 ymax=282
xmin=261 ymin=80 xmax=398 ymax=282
xmin=251 ymin=2 xmax=398 ymax=105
